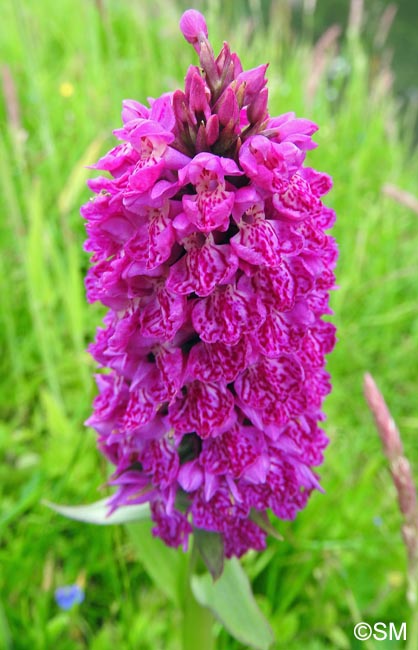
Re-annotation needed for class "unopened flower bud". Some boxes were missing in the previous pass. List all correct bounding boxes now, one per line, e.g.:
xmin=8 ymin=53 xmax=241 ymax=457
xmin=205 ymin=114 xmax=219 ymax=146
xmin=215 ymin=86 xmax=239 ymax=127
xmin=179 ymin=9 xmax=208 ymax=52
xmin=236 ymin=64 xmax=268 ymax=105
xmin=195 ymin=122 xmax=208 ymax=152
xmin=186 ymin=68 xmax=211 ymax=120
xmin=198 ymin=40 xmax=219 ymax=92
xmin=247 ymin=87 xmax=269 ymax=125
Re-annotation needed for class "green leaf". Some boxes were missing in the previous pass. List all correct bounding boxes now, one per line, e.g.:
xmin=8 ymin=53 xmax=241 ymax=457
xmin=0 ymin=597 xmax=13 ymax=650
xmin=194 ymin=528 xmax=224 ymax=580
xmin=58 ymin=136 xmax=104 ymax=216
xmin=250 ymin=510 xmax=284 ymax=542
xmin=0 ymin=471 xmax=42 ymax=530
xmin=43 ymin=498 xmax=150 ymax=524
xmin=327 ymin=626 xmax=351 ymax=650
xmin=191 ymin=557 xmax=274 ymax=650
xmin=127 ymin=520 xmax=188 ymax=605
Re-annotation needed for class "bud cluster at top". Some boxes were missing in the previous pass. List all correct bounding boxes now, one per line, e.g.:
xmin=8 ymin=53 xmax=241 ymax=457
xmin=81 ymin=9 xmax=338 ymax=558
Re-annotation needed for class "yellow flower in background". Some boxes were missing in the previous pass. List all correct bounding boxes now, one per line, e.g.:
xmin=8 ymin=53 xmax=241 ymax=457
xmin=59 ymin=81 xmax=74 ymax=98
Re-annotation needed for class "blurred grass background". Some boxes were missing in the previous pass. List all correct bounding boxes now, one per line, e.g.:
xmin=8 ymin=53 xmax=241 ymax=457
xmin=1 ymin=0 xmax=418 ymax=648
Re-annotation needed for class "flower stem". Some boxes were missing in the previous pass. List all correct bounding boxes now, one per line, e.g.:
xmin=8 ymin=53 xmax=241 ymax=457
xmin=182 ymin=541 xmax=215 ymax=650
xmin=407 ymin=570 xmax=418 ymax=650
xmin=407 ymin=604 xmax=418 ymax=650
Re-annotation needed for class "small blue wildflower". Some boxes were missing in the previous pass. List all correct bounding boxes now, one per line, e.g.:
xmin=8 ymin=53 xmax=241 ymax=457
xmin=373 ymin=515 xmax=383 ymax=527
xmin=54 ymin=584 xmax=85 ymax=610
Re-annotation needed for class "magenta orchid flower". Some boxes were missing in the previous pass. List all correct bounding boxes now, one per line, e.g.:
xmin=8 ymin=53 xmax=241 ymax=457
xmin=81 ymin=9 xmax=337 ymax=559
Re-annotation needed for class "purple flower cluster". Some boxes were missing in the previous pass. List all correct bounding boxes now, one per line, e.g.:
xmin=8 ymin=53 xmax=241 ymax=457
xmin=82 ymin=10 xmax=337 ymax=558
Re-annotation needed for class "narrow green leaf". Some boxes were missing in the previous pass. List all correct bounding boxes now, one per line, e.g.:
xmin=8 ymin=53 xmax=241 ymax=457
xmin=0 ymin=598 xmax=13 ymax=650
xmin=0 ymin=471 xmax=42 ymax=530
xmin=58 ymin=136 xmax=104 ymax=216
xmin=194 ymin=528 xmax=224 ymax=581
xmin=127 ymin=520 xmax=188 ymax=605
xmin=250 ymin=509 xmax=284 ymax=541
xmin=44 ymin=498 xmax=150 ymax=525
xmin=191 ymin=557 xmax=274 ymax=650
